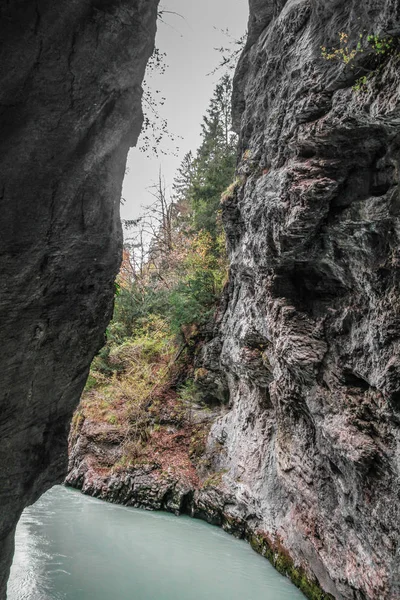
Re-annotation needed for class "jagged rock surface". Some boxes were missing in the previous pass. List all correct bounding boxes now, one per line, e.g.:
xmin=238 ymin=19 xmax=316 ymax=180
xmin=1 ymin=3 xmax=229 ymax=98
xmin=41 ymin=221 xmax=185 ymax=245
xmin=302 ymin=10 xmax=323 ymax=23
xmin=201 ymin=1 xmax=400 ymax=599
xmin=65 ymin=2 xmax=400 ymax=599
xmin=0 ymin=1 xmax=158 ymax=596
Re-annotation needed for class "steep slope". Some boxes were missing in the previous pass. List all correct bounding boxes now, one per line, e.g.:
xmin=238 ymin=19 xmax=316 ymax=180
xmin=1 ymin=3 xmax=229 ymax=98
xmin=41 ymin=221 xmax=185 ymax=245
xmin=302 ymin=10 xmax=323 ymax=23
xmin=203 ymin=1 xmax=400 ymax=598
xmin=0 ymin=1 xmax=158 ymax=596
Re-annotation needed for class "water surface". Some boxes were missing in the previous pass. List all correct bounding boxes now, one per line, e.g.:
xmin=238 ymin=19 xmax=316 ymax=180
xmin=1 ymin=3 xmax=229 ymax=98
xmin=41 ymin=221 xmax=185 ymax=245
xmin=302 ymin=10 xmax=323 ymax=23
xmin=8 ymin=485 xmax=305 ymax=600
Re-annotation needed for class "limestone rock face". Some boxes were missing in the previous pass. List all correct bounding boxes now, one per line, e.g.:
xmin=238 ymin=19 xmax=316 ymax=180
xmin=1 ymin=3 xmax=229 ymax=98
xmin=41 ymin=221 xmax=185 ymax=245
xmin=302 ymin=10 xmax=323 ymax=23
xmin=204 ymin=1 xmax=400 ymax=598
xmin=0 ymin=1 xmax=158 ymax=595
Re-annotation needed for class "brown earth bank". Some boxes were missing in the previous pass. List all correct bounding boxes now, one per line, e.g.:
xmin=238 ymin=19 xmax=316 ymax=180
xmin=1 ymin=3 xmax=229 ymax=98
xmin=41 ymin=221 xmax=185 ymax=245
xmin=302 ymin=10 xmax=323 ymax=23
xmin=66 ymin=384 xmax=334 ymax=600
xmin=0 ymin=1 xmax=159 ymax=596
xmin=69 ymin=2 xmax=400 ymax=600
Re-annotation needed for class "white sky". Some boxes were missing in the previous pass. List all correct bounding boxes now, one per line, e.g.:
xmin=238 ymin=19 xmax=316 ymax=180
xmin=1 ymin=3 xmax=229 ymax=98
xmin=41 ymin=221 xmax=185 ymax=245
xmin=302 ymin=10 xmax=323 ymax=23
xmin=121 ymin=0 xmax=249 ymax=222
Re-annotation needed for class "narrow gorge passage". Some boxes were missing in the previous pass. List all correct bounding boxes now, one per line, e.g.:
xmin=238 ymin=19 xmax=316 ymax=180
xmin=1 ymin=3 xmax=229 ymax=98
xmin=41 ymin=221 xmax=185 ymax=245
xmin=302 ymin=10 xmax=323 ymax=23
xmin=1 ymin=0 xmax=400 ymax=599
xmin=65 ymin=1 xmax=400 ymax=597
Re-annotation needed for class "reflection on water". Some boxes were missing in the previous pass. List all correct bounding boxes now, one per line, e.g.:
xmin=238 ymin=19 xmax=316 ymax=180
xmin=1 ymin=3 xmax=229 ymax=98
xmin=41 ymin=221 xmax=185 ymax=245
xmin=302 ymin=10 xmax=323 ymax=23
xmin=8 ymin=486 xmax=305 ymax=600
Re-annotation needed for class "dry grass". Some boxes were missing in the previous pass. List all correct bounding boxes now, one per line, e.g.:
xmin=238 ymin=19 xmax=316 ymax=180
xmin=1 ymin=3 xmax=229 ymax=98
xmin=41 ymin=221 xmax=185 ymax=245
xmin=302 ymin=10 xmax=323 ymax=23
xmin=72 ymin=323 xmax=218 ymax=492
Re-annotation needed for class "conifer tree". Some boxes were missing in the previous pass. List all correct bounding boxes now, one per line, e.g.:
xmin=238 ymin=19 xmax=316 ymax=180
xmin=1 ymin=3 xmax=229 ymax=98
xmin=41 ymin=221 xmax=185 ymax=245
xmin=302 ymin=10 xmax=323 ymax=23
xmin=173 ymin=74 xmax=238 ymax=240
xmin=173 ymin=151 xmax=195 ymax=203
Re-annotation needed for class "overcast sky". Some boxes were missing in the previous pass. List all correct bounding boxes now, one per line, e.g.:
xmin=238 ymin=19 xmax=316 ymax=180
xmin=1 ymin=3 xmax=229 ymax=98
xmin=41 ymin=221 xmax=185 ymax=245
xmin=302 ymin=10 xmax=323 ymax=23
xmin=121 ymin=0 xmax=249 ymax=222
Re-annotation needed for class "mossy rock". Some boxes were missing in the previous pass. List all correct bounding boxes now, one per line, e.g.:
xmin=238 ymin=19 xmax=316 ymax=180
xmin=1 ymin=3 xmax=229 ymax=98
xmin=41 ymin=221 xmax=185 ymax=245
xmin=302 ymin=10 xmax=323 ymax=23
xmin=248 ymin=532 xmax=334 ymax=600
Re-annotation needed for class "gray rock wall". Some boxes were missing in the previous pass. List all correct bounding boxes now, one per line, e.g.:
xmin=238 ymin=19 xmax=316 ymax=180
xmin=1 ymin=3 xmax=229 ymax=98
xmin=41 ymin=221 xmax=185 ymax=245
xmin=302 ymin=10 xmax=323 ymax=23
xmin=205 ymin=1 xmax=400 ymax=598
xmin=0 ymin=1 xmax=158 ymax=596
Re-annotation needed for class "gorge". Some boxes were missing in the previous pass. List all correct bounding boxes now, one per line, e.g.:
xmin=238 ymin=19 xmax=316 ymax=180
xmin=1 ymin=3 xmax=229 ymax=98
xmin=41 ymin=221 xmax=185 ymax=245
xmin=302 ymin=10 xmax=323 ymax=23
xmin=2 ymin=1 xmax=400 ymax=600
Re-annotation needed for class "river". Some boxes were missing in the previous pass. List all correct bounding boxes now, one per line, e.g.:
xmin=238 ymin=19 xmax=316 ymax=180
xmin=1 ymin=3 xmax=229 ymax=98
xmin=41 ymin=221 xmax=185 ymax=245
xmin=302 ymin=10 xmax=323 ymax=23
xmin=8 ymin=486 xmax=305 ymax=600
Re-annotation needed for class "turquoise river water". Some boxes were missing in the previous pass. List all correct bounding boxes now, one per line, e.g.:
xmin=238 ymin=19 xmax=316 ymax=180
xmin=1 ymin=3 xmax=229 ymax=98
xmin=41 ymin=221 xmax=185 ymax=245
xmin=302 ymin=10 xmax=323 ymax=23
xmin=8 ymin=485 xmax=305 ymax=600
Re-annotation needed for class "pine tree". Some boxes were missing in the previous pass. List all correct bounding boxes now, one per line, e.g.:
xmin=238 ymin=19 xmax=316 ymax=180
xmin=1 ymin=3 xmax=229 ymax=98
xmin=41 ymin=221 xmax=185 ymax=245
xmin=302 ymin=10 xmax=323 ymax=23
xmin=189 ymin=75 xmax=238 ymax=238
xmin=173 ymin=151 xmax=195 ymax=203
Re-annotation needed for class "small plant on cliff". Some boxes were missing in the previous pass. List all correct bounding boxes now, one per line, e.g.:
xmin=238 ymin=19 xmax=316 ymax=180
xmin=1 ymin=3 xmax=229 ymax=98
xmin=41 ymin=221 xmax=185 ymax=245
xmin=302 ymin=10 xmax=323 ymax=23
xmin=366 ymin=34 xmax=395 ymax=55
xmin=321 ymin=32 xmax=361 ymax=64
xmin=202 ymin=469 xmax=227 ymax=488
xmin=221 ymin=177 xmax=242 ymax=204
xmin=321 ymin=32 xmax=396 ymax=65
xmin=178 ymin=378 xmax=198 ymax=404
xmin=321 ymin=32 xmax=398 ymax=92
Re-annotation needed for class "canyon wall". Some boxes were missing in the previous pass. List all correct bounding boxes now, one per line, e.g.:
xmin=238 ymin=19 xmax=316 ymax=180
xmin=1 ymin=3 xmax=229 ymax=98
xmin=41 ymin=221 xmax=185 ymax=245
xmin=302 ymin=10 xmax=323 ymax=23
xmin=206 ymin=0 xmax=400 ymax=598
xmin=65 ymin=1 xmax=400 ymax=599
xmin=0 ymin=1 xmax=158 ymax=596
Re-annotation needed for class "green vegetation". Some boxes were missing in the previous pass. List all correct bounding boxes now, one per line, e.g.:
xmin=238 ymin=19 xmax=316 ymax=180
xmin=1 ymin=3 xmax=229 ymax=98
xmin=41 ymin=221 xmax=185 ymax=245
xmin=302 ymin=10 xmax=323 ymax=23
xmin=187 ymin=75 xmax=238 ymax=237
xmin=221 ymin=177 xmax=242 ymax=204
xmin=202 ymin=470 xmax=227 ymax=488
xmin=366 ymin=34 xmax=395 ymax=56
xmin=118 ymin=73 xmax=237 ymax=346
xmin=249 ymin=532 xmax=335 ymax=600
xmin=321 ymin=32 xmax=361 ymax=64
xmin=75 ymin=75 xmax=239 ymax=465
xmin=321 ymin=31 xmax=399 ymax=92
xmin=321 ymin=32 xmax=396 ymax=64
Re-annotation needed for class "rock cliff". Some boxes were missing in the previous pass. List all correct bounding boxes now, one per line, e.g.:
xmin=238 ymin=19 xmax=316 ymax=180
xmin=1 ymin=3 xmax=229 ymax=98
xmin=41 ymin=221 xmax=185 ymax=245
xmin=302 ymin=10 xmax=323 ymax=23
xmin=209 ymin=0 xmax=400 ymax=598
xmin=67 ymin=1 xmax=400 ymax=599
xmin=0 ymin=1 xmax=158 ymax=596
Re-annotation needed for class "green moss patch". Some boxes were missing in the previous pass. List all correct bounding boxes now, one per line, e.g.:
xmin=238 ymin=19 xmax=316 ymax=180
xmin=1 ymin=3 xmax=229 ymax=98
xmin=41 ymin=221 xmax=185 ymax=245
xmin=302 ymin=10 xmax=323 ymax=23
xmin=248 ymin=532 xmax=334 ymax=600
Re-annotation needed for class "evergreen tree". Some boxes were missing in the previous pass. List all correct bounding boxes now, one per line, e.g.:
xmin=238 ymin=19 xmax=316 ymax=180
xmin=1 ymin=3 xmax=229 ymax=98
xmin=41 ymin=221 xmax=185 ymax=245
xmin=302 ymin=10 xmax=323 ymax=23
xmin=113 ymin=74 xmax=238 ymax=345
xmin=173 ymin=151 xmax=195 ymax=203
xmin=188 ymin=74 xmax=238 ymax=238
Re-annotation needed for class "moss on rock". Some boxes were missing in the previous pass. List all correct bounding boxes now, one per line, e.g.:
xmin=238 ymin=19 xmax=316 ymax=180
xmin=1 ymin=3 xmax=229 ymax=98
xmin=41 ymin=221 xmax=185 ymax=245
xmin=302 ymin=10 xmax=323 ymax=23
xmin=248 ymin=532 xmax=334 ymax=600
